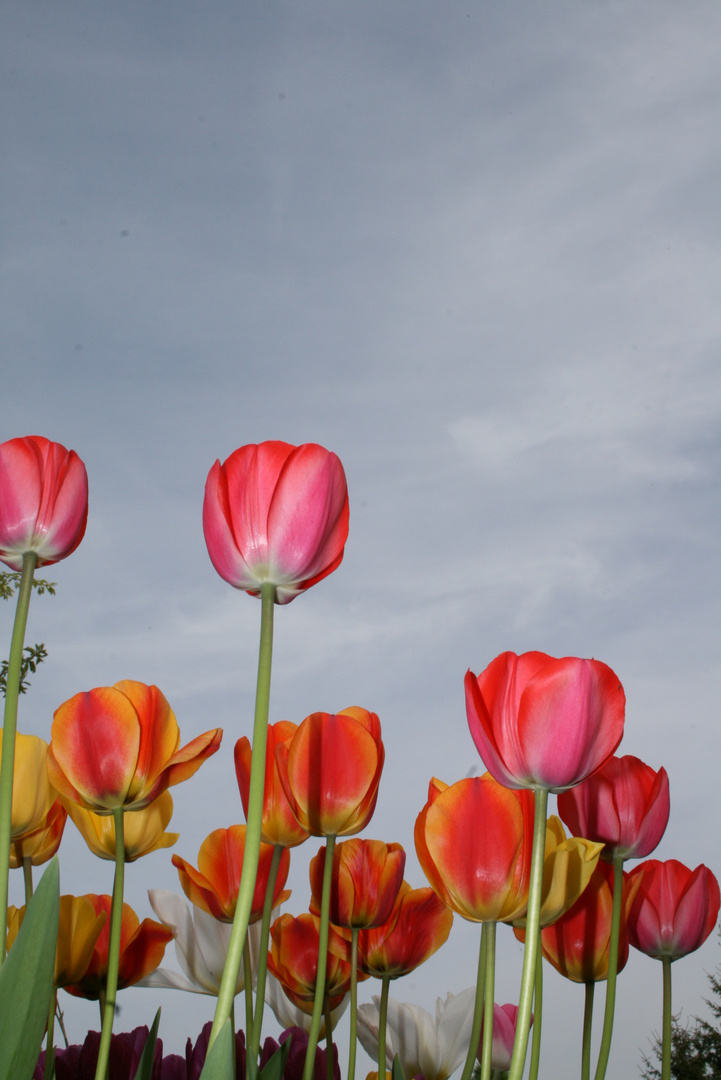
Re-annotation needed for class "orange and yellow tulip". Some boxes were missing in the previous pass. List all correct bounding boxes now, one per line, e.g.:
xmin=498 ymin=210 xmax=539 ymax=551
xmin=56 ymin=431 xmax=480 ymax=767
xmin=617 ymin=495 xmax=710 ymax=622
xmin=267 ymin=912 xmax=358 ymax=1014
xmin=46 ymin=680 xmax=222 ymax=813
xmin=0 ymin=731 xmax=68 ymax=866
xmin=309 ymin=838 xmax=406 ymax=929
xmin=7 ymin=894 xmax=106 ymax=987
xmin=277 ymin=708 xmax=384 ymax=837
xmin=64 ymin=791 xmax=178 ymax=862
xmin=234 ymin=722 xmax=310 ymax=848
xmin=172 ymin=824 xmax=291 ymax=923
xmin=353 ymin=881 xmax=453 ymax=978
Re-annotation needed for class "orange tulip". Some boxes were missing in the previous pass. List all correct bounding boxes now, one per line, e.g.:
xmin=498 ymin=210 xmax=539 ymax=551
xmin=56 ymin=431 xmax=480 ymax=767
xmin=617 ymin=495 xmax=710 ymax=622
xmin=7 ymin=894 xmax=106 ymax=988
xmin=172 ymin=824 xmax=291 ymax=923
xmin=0 ymin=731 xmax=68 ymax=866
xmin=309 ymin=839 xmax=406 ymax=929
xmin=64 ymin=791 xmax=178 ymax=862
xmin=46 ymin=680 xmax=222 ymax=813
xmin=267 ymin=912 xmax=358 ymax=1014
xmin=234 ymin=722 xmax=310 ymax=848
xmin=353 ymin=881 xmax=453 ymax=978
xmin=9 ymin=797 xmax=67 ymax=868
xmin=276 ymin=708 xmax=384 ymax=837
xmin=64 ymin=895 xmax=173 ymax=999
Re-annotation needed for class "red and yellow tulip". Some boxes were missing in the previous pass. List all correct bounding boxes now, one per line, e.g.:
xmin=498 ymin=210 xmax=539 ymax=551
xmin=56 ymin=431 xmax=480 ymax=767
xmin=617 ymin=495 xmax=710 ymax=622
xmin=234 ymin=722 xmax=310 ymax=848
xmin=309 ymin=838 xmax=406 ymax=929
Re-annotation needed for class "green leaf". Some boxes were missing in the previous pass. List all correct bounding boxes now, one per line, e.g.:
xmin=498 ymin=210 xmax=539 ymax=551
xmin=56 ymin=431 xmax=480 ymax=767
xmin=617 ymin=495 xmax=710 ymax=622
xmin=198 ymin=1019 xmax=235 ymax=1080
xmin=134 ymin=1008 xmax=161 ymax=1080
xmin=392 ymin=1053 xmax=407 ymax=1080
xmin=258 ymin=1037 xmax=292 ymax=1080
xmin=0 ymin=857 xmax=59 ymax=1080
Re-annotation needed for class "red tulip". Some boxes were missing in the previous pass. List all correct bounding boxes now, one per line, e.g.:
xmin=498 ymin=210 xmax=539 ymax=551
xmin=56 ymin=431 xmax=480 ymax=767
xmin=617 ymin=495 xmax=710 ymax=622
xmin=64 ymin=895 xmax=173 ymax=999
xmin=353 ymin=881 xmax=453 ymax=978
xmin=0 ymin=436 xmax=88 ymax=570
xmin=235 ymin=722 xmax=310 ymax=848
xmin=276 ymin=708 xmax=384 ymax=837
xmin=267 ymin=912 xmax=357 ymax=1014
xmin=309 ymin=839 xmax=406 ymax=929
xmin=172 ymin=824 xmax=291 ymax=923
xmin=558 ymin=754 xmax=670 ymax=861
xmin=203 ymin=441 xmax=349 ymax=605
xmin=465 ymin=651 xmax=625 ymax=791
xmin=627 ymin=859 xmax=720 ymax=960
xmin=46 ymin=680 xmax=222 ymax=813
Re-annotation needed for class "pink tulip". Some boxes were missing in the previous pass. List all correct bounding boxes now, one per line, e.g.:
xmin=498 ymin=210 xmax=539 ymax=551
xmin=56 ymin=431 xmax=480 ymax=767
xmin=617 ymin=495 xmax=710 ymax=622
xmin=465 ymin=651 xmax=625 ymax=791
xmin=478 ymin=1003 xmax=530 ymax=1072
xmin=558 ymin=754 xmax=669 ymax=861
xmin=203 ymin=441 xmax=349 ymax=604
xmin=0 ymin=436 xmax=88 ymax=570
xmin=627 ymin=859 xmax=720 ymax=960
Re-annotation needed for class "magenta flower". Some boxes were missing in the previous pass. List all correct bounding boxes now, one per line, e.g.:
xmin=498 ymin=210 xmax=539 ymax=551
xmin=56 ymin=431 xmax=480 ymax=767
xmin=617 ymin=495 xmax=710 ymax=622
xmin=464 ymin=651 xmax=625 ymax=791
xmin=627 ymin=859 xmax=720 ymax=960
xmin=478 ymin=1003 xmax=530 ymax=1073
xmin=0 ymin=435 xmax=88 ymax=570
xmin=203 ymin=441 xmax=349 ymax=604
xmin=558 ymin=754 xmax=670 ymax=861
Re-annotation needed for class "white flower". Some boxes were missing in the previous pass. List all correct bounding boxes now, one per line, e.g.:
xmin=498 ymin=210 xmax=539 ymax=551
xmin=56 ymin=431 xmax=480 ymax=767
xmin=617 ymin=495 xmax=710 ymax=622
xmin=357 ymin=989 xmax=476 ymax=1080
xmin=137 ymin=889 xmax=262 ymax=996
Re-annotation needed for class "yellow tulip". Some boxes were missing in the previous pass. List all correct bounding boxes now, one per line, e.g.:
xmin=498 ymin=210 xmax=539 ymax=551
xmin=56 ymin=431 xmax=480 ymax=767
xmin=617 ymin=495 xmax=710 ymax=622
xmin=511 ymin=815 xmax=604 ymax=929
xmin=64 ymin=790 xmax=179 ymax=861
xmin=0 ymin=731 xmax=55 ymax=836
xmin=9 ymin=798 xmax=67 ymax=867
xmin=7 ymin=895 xmax=106 ymax=987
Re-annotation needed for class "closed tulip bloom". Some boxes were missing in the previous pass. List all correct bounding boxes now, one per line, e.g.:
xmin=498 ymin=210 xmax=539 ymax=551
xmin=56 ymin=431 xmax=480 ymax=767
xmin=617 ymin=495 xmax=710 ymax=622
xmin=309 ymin=839 xmax=406 ymax=929
xmin=0 ymin=435 xmax=88 ymax=570
xmin=64 ymin=895 xmax=173 ymax=999
xmin=477 ymin=1004 xmax=528 ymax=1073
xmin=264 ymin=969 xmax=350 ymax=1036
xmin=235 ymin=722 xmax=310 ymax=848
xmin=9 ymin=796 xmax=67 ymax=868
xmin=203 ymin=441 xmax=349 ymax=605
xmin=267 ymin=912 xmax=356 ymax=1014
xmin=7 ymin=894 xmax=106 ymax=988
xmin=465 ymin=651 xmax=625 ymax=792
xmin=358 ymin=989 xmax=476 ymax=1080
xmin=277 ymin=708 xmax=384 ymax=837
xmin=46 ymin=680 xmax=222 ymax=813
xmin=64 ymin=791 xmax=178 ymax=861
xmin=354 ymin=881 xmax=453 ymax=979
xmin=172 ymin=824 xmax=290 ymax=923
xmin=1 ymin=731 xmax=57 ymax=838
xmin=627 ymin=859 xmax=720 ymax=960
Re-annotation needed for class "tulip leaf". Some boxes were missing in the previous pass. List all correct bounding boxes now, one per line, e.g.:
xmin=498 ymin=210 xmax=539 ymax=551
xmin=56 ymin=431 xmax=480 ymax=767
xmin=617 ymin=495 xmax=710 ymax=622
xmin=134 ymin=1008 xmax=161 ymax=1080
xmin=0 ymin=857 xmax=59 ymax=1080
xmin=392 ymin=1054 xmax=407 ymax=1080
xmin=258 ymin=1038 xmax=291 ymax=1080
xmin=198 ymin=1019 xmax=235 ymax=1080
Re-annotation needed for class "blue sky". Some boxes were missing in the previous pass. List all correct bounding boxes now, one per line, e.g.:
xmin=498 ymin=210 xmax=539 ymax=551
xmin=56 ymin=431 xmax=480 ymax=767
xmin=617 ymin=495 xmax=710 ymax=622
xmin=3 ymin=2 xmax=720 ymax=1074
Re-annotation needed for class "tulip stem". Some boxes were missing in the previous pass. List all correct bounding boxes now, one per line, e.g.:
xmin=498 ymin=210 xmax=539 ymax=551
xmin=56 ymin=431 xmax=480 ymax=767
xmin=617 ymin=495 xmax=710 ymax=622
xmin=22 ymin=852 xmax=34 ymax=903
xmin=507 ymin=786 xmax=548 ymax=1080
xmin=250 ymin=843 xmax=284 ymax=1060
xmin=479 ymin=921 xmax=497 ymax=1080
xmin=593 ymin=854 xmax=623 ymax=1080
xmin=325 ymin=996 xmax=334 ymax=1080
xmin=303 ymin=834 xmax=336 ymax=1080
xmin=582 ymin=982 xmax=594 ymax=1080
xmin=347 ymin=927 xmax=359 ymax=1080
xmin=661 ymin=956 xmax=672 ymax=1080
xmin=459 ymin=923 xmax=488 ymax=1080
xmin=94 ymin=808 xmax=126 ymax=1080
xmin=209 ymin=582 xmax=276 ymax=1054
xmin=243 ymin=934 xmax=255 ymax=1074
xmin=528 ymin=940 xmax=543 ymax=1080
xmin=44 ymin=989 xmax=57 ymax=1080
xmin=377 ymin=975 xmax=391 ymax=1079
xmin=0 ymin=550 xmax=37 ymax=961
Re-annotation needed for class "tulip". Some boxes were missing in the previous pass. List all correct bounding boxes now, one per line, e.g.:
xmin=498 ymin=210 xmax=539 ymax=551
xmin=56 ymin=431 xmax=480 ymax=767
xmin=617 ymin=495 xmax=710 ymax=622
xmin=203 ymin=441 xmax=349 ymax=605
xmin=46 ymin=680 xmax=222 ymax=813
xmin=477 ymin=1004 xmax=528 ymax=1074
xmin=172 ymin=824 xmax=291 ymax=922
xmin=357 ymin=989 xmax=476 ymax=1080
xmin=626 ymin=859 xmax=720 ymax=960
xmin=64 ymin=791 xmax=178 ymax=862
xmin=263 ymin=970 xmax=350 ymax=1036
xmin=277 ymin=708 xmax=384 ymax=837
xmin=309 ymin=839 xmax=406 ymax=929
xmin=0 ymin=731 xmax=68 ymax=866
xmin=267 ymin=912 xmax=357 ymax=1014
xmin=353 ymin=881 xmax=453 ymax=979
xmin=465 ymin=651 xmax=625 ymax=792
xmin=33 ymin=1026 xmax=164 ymax=1080
xmin=7 ymin=894 xmax=106 ymax=988
xmin=9 ymin=796 xmax=66 ymax=868
xmin=0 ymin=436 xmax=88 ymax=570
xmin=557 ymin=754 xmax=670 ymax=861
xmin=235 ymin=722 xmax=310 ymax=848
xmin=64 ymin=895 xmax=173 ymax=999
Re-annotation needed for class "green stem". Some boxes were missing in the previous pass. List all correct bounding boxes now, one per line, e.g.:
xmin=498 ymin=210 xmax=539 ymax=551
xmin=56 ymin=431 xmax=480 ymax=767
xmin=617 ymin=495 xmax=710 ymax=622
xmin=303 ymin=835 xmax=336 ymax=1080
xmin=250 ymin=843 xmax=284 ymax=1058
xmin=582 ymin=982 xmax=594 ymax=1080
xmin=459 ymin=924 xmax=488 ymax=1080
xmin=347 ymin=928 xmax=359 ymax=1080
xmin=377 ymin=975 xmax=391 ymax=1079
xmin=593 ymin=855 xmax=624 ymax=1080
xmin=325 ymin=996 xmax=334 ymax=1080
xmin=507 ymin=786 xmax=548 ymax=1080
xmin=0 ymin=551 xmax=37 ymax=961
xmin=661 ymin=957 xmax=672 ymax=1080
xmin=243 ymin=933 xmax=255 ymax=1077
xmin=209 ymin=582 xmax=276 ymax=1049
xmin=528 ymin=939 xmax=543 ymax=1080
xmin=480 ymin=922 xmax=497 ymax=1080
xmin=94 ymin=808 xmax=126 ymax=1080
xmin=44 ymin=988 xmax=57 ymax=1080
xmin=22 ymin=851 xmax=34 ymax=903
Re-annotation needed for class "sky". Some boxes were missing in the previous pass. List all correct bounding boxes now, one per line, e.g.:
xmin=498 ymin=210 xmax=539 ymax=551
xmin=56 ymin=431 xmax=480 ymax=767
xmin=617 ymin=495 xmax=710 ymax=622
xmin=2 ymin=1 xmax=721 ymax=1074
